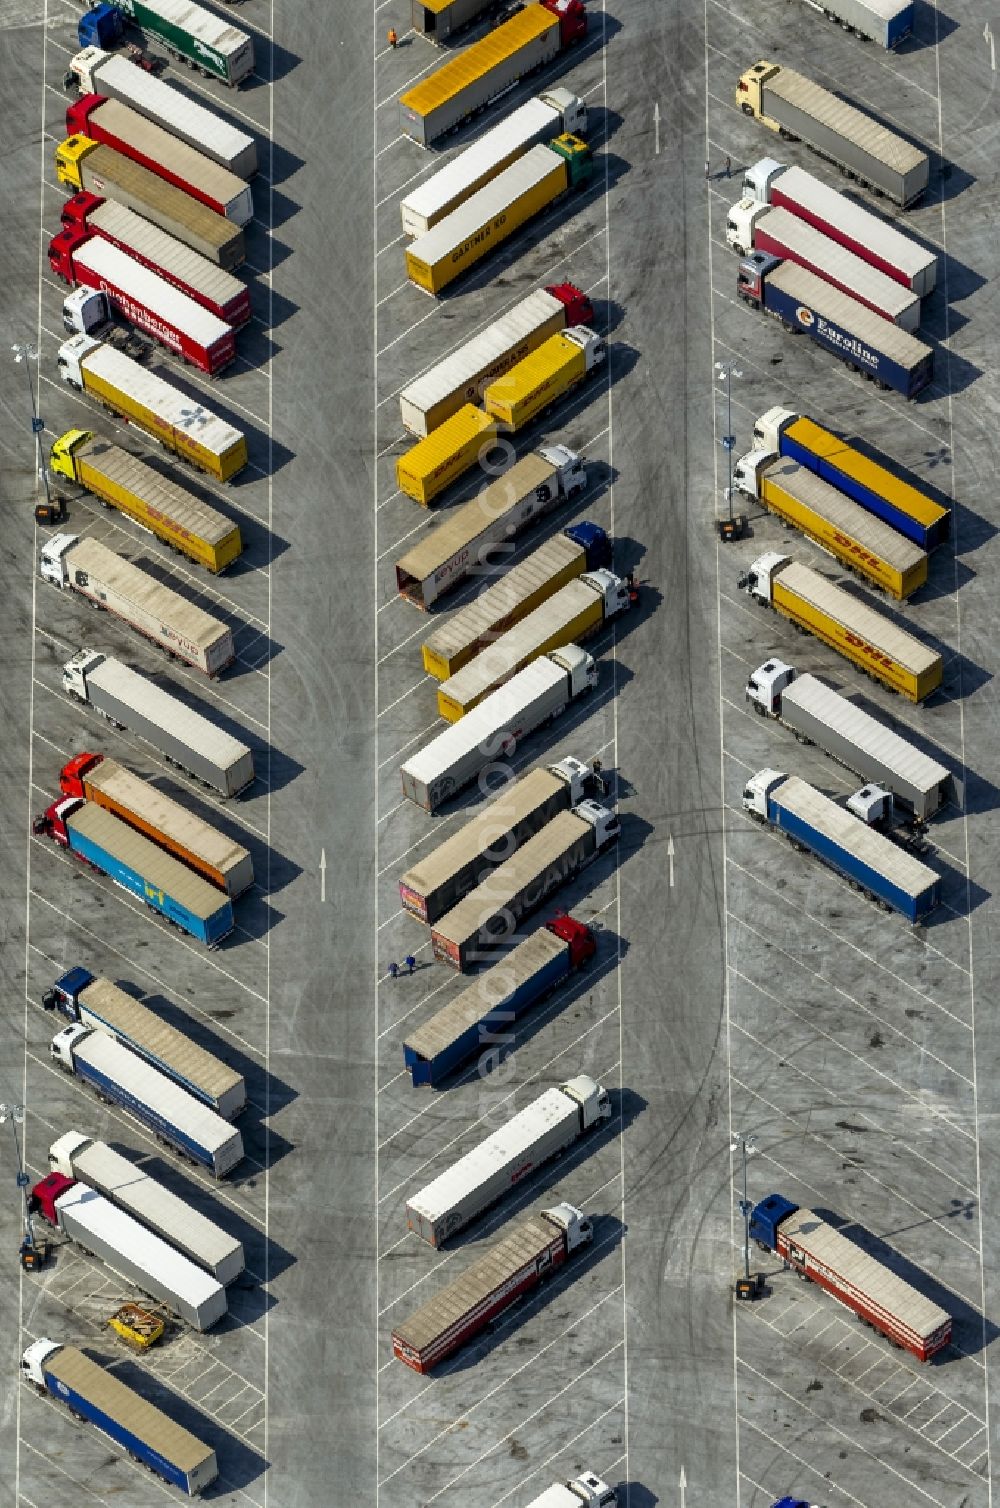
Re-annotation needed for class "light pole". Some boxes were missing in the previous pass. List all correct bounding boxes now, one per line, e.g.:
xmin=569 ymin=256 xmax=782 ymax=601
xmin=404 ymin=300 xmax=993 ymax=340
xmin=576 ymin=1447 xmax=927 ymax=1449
xmin=0 ymin=1102 xmax=40 ymax=1264
xmin=730 ymin=1128 xmax=760 ymax=1298
xmin=11 ymin=341 xmax=51 ymax=507
xmin=714 ymin=359 xmax=745 ymax=540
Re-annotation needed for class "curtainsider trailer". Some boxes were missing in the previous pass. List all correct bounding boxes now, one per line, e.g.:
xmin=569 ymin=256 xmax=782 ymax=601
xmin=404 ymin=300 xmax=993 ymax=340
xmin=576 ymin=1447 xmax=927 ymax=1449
xmin=49 ymin=1131 xmax=244 ymax=1285
xmin=735 ymin=61 xmax=929 ymax=206
xmin=406 ymin=1073 xmax=611 ymax=1245
xmin=423 ymin=523 xmax=611 ymax=680
xmin=482 ymin=326 xmax=606 ymax=430
xmin=393 ymin=1202 xmax=593 ymax=1370
xmin=400 ymin=283 xmax=593 ymax=436
xmin=750 ymin=1192 xmax=951 ymax=1358
xmin=732 ymin=449 xmax=927 ymax=599
xmin=50 ymin=1022 xmax=244 ymax=1177
xmin=793 ymin=0 xmax=913 ymax=49
xmin=396 ymin=406 xmax=498 ymax=507
xmin=94 ymin=0 xmax=254 ymax=87
xmin=753 ymin=406 xmax=949 ymax=549
xmin=742 ymin=769 xmax=941 ymax=919
xmin=44 ymin=966 xmax=246 ymax=1115
xmin=738 ymin=551 xmax=942 ymax=701
xmin=401 ymin=645 xmax=598 ymax=812
xmin=21 ymin=1339 xmax=217 ymax=1495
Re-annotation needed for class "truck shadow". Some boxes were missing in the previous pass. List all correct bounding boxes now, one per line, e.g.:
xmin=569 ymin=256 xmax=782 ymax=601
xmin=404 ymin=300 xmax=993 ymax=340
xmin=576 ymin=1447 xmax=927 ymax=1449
xmin=917 ymin=549 xmax=974 ymax=604
xmin=149 ymin=772 xmax=303 ymax=896
xmin=126 ymin=447 xmax=291 ymax=568
xmin=613 ymin=1487 xmax=657 ymax=1508
xmin=590 ymin=297 xmax=627 ymax=336
xmin=242 ymin=33 xmax=301 ymax=87
xmin=245 ymin=285 xmax=299 ymax=335
xmin=260 ymin=138 xmax=307 ymax=190
xmin=587 ymin=104 xmax=625 ymax=149
xmin=897 ymin=0 xmax=960 ymax=51
xmin=918 ymin=340 xmax=981 ymax=399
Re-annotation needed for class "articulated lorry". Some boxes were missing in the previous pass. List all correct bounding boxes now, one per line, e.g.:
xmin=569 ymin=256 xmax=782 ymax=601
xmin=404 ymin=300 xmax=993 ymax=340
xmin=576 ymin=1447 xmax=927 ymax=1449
xmin=33 ymin=797 xmax=235 ymax=945
xmin=395 ymin=445 xmax=588 ymax=609
xmin=745 ymin=659 xmax=953 ymax=819
xmin=737 ymin=254 xmax=933 ymax=398
xmin=406 ymin=136 xmax=592 ymax=296
xmin=404 ymin=916 xmax=596 ymax=1084
xmin=400 ymin=283 xmax=593 ymax=436
xmin=63 ymin=650 xmax=254 ymax=798
xmin=396 ymin=405 xmax=498 ymax=507
xmin=528 ymin=1477 xmax=618 ymax=1508
xmin=753 ymin=406 xmax=949 ymax=548
xmin=89 ymin=0 xmax=254 ymax=87
xmin=56 ymin=339 xmax=247 ymax=482
xmin=732 ymin=449 xmax=926 ymax=600
xmin=735 ymin=60 xmax=929 ymax=206
xmin=742 ymin=769 xmax=940 ymax=920
xmin=50 ymin=1022 xmax=244 ymax=1177
xmin=401 ymin=645 xmax=598 ymax=812
xmin=792 ymin=0 xmax=913 ymax=48
xmin=410 ymin=0 xmax=498 ymax=42
xmin=399 ymin=0 xmax=587 ymax=145
xmin=30 ymin=1171 xmax=226 ymax=1330
xmin=44 ymin=966 xmax=246 ymax=1114
xmin=750 ymin=1192 xmax=951 ymax=1359
xmin=40 ymin=536 xmax=235 ymax=677
xmin=738 ymin=551 xmax=943 ymax=701
xmin=401 ymin=89 xmax=587 ymax=235
xmin=423 ymin=522 xmax=612 ymax=679
xmin=393 ymin=1202 xmax=593 ymax=1370
xmin=482 ymin=326 xmax=605 ymax=429
xmin=406 ymin=1073 xmax=611 ymax=1245
xmin=50 ymin=1132 xmax=243 ymax=1284
xmin=59 ymin=753 xmax=253 ymax=895
xmin=21 ymin=1339 xmax=217 ymax=1495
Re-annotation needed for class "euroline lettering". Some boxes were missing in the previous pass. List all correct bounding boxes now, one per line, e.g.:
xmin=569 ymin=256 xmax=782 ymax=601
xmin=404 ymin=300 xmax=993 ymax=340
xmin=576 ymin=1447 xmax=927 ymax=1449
xmin=814 ymin=316 xmax=880 ymax=373
xmin=844 ymin=630 xmax=894 ymax=670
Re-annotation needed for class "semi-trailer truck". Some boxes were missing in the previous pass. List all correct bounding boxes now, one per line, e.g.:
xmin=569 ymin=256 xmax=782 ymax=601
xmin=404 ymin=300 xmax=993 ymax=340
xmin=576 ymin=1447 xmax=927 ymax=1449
xmin=67 ymin=48 xmax=257 ymax=176
xmin=59 ymin=754 xmax=253 ymax=896
xmin=59 ymin=194 xmax=250 ymax=326
xmin=528 ymin=1477 xmax=618 ymax=1508
xmin=753 ymin=406 xmax=949 ymax=549
xmin=67 ymin=94 xmax=253 ymax=224
xmin=44 ymin=967 xmax=246 ymax=1115
xmin=399 ymin=0 xmax=587 ymax=145
xmin=482 ymin=326 xmax=605 ymax=430
xmin=792 ymin=0 xmax=913 ymax=48
xmin=750 ymin=1192 xmax=951 ymax=1359
xmin=725 ymin=201 xmax=920 ymax=329
xmin=745 ymin=659 xmax=953 ymax=819
xmin=89 ymin=0 xmax=255 ymax=87
xmin=422 ymin=522 xmax=612 ymax=679
xmin=49 ymin=230 xmax=237 ymax=374
xmin=430 ymin=802 xmax=619 ymax=969
xmin=406 ymin=136 xmax=592 ymax=296
xmin=30 ymin=1171 xmax=227 ymax=1331
xmin=732 ymin=449 xmax=927 ymax=600
xmin=50 ymin=1022 xmax=244 ymax=1177
xmin=393 ymin=1202 xmax=594 ymax=1370
xmin=21 ymin=1339 xmax=217 ymax=1495
xmin=737 ymin=254 xmax=933 ymax=398
xmin=741 ymin=158 xmax=937 ymax=295
xmin=403 ymin=915 xmax=596 ymax=1085
xmin=400 ymin=755 xmax=601 ymax=923
xmin=33 ymin=797 xmax=235 ymax=945
xmin=54 ymin=135 xmax=245 ymax=270
xmin=62 ymin=649 xmax=254 ymax=797
xmin=406 ymin=1073 xmax=611 ymax=1245
xmin=437 ymin=567 xmax=631 ymax=719
xmin=738 ymin=551 xmax=943 ymax=701
xmin=401 ymin=645 xmax=598 ymax=812
xmin=396 ymin=406 xmax=498 ymax=507
xmin=735 ymin=61 xmax=929 ymax=206
xmin=400 ymin=283 xmax=593 ymax=436
xmin=55 ymin=339 xmax=248 ymax=482
xmin=395 ymin=445 xmax=588 ymax=609
xmin=741 ymin=769 xmax=940 ymax=920
xmin=40 ymin=536 xmax=235 ymax=677
xmin=49 ymin=1131 xmax=244 ymax=1284
xmin=401 ymin=89 xmax=587 ymax=235
xmin=410 ymin=0 xmax=495 ymax=41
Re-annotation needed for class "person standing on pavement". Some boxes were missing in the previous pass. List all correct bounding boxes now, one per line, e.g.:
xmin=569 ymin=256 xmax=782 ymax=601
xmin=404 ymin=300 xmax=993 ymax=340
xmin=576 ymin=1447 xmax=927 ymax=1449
xmin=387 ymin=26 xmax=398 ymax=47
xmin=404 ymin=955 xmax=416 ymax=975
xmin=387 ymin=961 xmax=399 ymax=980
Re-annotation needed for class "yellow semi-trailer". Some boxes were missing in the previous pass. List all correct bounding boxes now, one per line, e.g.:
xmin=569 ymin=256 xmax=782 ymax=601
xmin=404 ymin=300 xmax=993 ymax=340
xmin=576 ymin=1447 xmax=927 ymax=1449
xmin=733 ymin=449 xmax=927 ymax=600
xmin=396 ymin=405 xmax=498 ymax=507
xmin=56 ymin=336 xmax=247 ymax=482
xmin=50 ymin=431 xmax=242 ymax=575
xmin=482 ymin=327 xmax=606 ymax=431
xmin=739 ymin=552 xmax=942 ymax=702
xmin=404 ymin=137 xmax=592 ymax=297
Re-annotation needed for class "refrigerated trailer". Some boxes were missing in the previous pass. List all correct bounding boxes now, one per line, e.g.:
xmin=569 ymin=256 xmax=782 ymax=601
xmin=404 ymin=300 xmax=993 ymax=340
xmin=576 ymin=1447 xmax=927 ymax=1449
xmin=793 ymin=0 xmax=913 ymax=48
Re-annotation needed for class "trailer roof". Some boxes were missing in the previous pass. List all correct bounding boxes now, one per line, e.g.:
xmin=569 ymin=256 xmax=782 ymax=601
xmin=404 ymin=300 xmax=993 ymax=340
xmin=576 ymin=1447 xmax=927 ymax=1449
xmin=66 ymin=800 xmax=230 ymax=924
xmin=782 ymin=674 xmax=950 ymax=797
xmin=769 ymin=261 xmax=931 ymax=372
xmin=775 ymin=775 xmax=939 ymax=900
xmin=66 ymin=536 xmax=230 ymax=655
xmin=778 ymin=558 xmax=940 ymax=677
xmin=758 ymin=206 xmax=917 ymax=322
xmin=142 ymin=0 xmax=251 ymax=58
xmin=441 ymin=576 xmax=597 ymax=705
xmin=397 ymin=453 xmax=557 ymax=581
xmin=404 ymin=96 xmax=557 ymax=224
xmin=79 ymin=142 xmax=240 ymax=253
xmin=80 ymin=976 xmax=243 ymax=1099
xmin=785 ymin=417 xmax=949 ymax=533
xmin=772 ymin=166 xmax=936 ymax=284
xmin=89 ymin=98 xmax=246 ymax=205
xmin=74 ymin=237 xmax=231 ymax=347
xmin=400 ymin=5 xmax=558 ymax=115
xmin=763 ymin=457 xmax=926 ymax=572
xmin=768 ymin=66 xmax=928 ymax=176
xmin=409 ymin=146 xmax=565 ymax=269
xmin=92 ymin=55 xmax=254 ymax=164
xmin=86 ymin=759 xmax=249 ymax=880
xmin=400 ymin=405 xmax=495 ymax=486
xmin=401 ymin=290 xmax=563 ymax=413
xmin=76 ymin=430 xmax=238 ymax=544
xmin=87 ymin=657 xmax=251 ymax=771
xmin=89 ymin=199 xmax=246 ymax=304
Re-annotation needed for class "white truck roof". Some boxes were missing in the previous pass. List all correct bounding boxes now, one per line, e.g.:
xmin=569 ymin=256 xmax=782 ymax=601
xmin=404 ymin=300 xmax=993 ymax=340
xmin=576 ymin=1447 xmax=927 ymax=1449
xmin=774 ymin=775 xmax=938 ymax=899
xmin=400 ymin=288 xmax=565 ymax=415
xmin=409 ymin=145 xmax=562 ymax=268
xmin=62 ymin=535 xmax=229 ymax=656
xmin=73 ymin=237 xmax=231 ymax=347
xmin=403 ymin=95 xmax=559 ymax=227
xmin=781 ymin=673 xmax=950 ymax=797
xmin=770 ymin=164 xmax=936 ymax=287
xmin=87 ymin=198 xmax=246 ymax=304
xmin=90 ymin=53 xmax=255 ymax=170
xmin=77 ymin=341 xmax=243 ymax=460
xmin=756 ymin=205 xmax=917 ymax=323
xmin=81 ymin=655 xmax=252 ymax=772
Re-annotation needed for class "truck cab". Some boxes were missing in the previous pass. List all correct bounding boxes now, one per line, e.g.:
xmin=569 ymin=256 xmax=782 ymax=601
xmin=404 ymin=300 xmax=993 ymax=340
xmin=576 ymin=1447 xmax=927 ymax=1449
xmin=42 ymin=965 xmax=96 ymax=1017
xmin=67 ymin=45 xmax=109 ymax=94
xmin=753 ymin=405 xmax=797 ymax=453
xmin=561 ymin=1073 xmax=612 ymax=1128
xmin=54 ymin=134 xmax=99 ymax=191
xmin=741 ymin=769 xmax=787 ymax=821
xmin=548 ymin=133 xmax=593 ymax=187
xmin=725 ymin=196 xmax=768 ymax=257
xmin=847 ymin=783 xmax=895 ymax=828
xmin=541 ymin=1200 xmax=594 ymax=1253
xmin=550 ymin=754 xmax=605 ymax=803
xmin=575 ymin=798 xmax=621 ymax=850
xmin=21 ymin=1339 xmax=62 ymax=1391
xmin=50 ymin=1022 xmax=93 ymax=1072
xmin=50 ymin=428 xmax=95 ymax=482
xmin=565 ymin=522 xmax=611 ymax=570
xmin=79 ymin=2 xmax=125 ymax=50
xmin=562 ymin=324 xmax=606 ymax=370
xmin=748 ymin=1192 xmax=799 ymax=1252
xmin=738 ymin=551 xmax=790 ymax=606
xmin=543 ymin=0 xmax=588 ymax=46
xmin=62 ymin=648 xmax=107 ymax=702
xmin=39 ymin=533 xmax=80 ymax=589
xmin=530 ymin=1473 xmax=617 ymax=1507
xmin=27 ymin=1172 xmax=77 ymax=1231
xmin=745 ymin=659 xmax=797 ymax=717
xmin=736 ymin=251 xmax=781 ymax=309
xmin=550 ymin=644 xmax=599 ymax=698
xmin=57 ymin=336 xmax=101 ymax=389
xmin=581 ymin=568 xmax=633 ymax=620
xmin=742 ymin=156 xmax=785 ymax=202
xmin=62 ymin=286 xmax=112 ymax=337
xmin=539 ymin=85 xmax=588 ymax=137
xmin=539 ymin=443 xmax=587 ymax=498
xmin=734 ymin=60 xmax=782 ymax=127
xmin=731 ymin=447 xmax=775 ymax=500
xmin=545 ymin=914 xmax=598 ymax=968
xmin=32 ymin=795 xmax=83 ymax=845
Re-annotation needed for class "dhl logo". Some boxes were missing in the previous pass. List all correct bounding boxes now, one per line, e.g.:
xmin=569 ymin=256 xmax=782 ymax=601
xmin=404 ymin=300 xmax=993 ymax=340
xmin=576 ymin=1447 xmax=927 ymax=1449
xmin=831 ymin=530 xmax=881 ymax=572
xmin=844 ymin=631 xmax=894 ymax=670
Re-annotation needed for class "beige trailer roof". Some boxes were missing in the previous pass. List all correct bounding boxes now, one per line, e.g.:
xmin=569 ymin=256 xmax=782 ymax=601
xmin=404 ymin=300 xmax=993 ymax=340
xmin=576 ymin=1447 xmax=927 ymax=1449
xmin=398 ymin=452 xmax=556 ymax=582
xmin=424 ymin=532 xmax=581 ymax=665
xmin=84 ymin=343 xmax=243 ymax=460
xmin=442 ymin=576 xmax=596 ymax=705
xmin=768 ymin=67 xmax=927 ymax=175
xmin=82 ymin=142 xmax=238 ymax=253
xmin=88 ymin=657 xmax=250 ymax=771
xmin=769 ymin=262 xmax=931 ymax=369
xmin=78 ymin=435 xmax=236 ymax=546
xmin=68 ymin=536 xmax=228 ymax=655
xmin=766 ymin=458 xmax=926 ymax=572
xmin=66 ymin=801 xmax=227 ymax=922
xmin=776 ymin=775 xmax=938 ymax=898
xmin=87 ymin=760 xmax=248 ymax=877
xmin=783 ymin=674 xmax=950 ymax=796
xmin=90 ymin=98 xmax=245 ymax=206
xmin=779 ymin=559 xmax=939 ymax=677
xmin=81 ymin=976 xmax=241 ymax=1100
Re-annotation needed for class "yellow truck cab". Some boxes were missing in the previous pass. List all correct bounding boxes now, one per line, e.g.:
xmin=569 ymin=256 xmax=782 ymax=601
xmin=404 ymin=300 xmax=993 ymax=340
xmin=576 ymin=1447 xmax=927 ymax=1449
xmin=54 ymin=134 xmax=98 ymax=189
xmin=735 ymin=61 xmax=781 ymax=128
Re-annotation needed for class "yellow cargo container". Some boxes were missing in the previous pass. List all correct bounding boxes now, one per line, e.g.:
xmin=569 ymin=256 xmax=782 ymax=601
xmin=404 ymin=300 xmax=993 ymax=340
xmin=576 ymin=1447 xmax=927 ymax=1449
xmin=788 ymin=417 xmax=949 ymax=546
xmin=482 ymin=330 xmax=587 ymax=431
xmin=395 ymin=405 xmax=498 ymax=507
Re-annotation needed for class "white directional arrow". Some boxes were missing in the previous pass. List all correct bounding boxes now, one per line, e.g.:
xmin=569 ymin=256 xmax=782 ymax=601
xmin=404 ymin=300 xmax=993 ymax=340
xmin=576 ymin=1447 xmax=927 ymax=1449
xmin=654 ymin=101 xmax=661 ymax=155
xmin=985 ymin=21 xmax=996 ymax=70
xmin=680 ymin=1465 xmax=687 ymax=1508
xmin=667 ymin=833 xmax=675 ymax=888
xmin=319 ymin=848 xmax=327 ymax=903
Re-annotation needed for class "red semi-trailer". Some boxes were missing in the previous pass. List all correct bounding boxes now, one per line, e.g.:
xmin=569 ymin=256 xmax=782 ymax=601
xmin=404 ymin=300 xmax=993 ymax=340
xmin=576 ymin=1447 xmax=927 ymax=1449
xmin=59 ymin=194 xmax=250 ymax=328
xmin=48 ymin=231 xmax=235 ymax=376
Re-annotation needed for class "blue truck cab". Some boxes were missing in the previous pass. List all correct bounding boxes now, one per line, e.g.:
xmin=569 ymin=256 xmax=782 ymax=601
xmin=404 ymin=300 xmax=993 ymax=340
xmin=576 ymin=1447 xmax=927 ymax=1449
xmin=564 ymin=520 xmax=613 ymax=571
xmin=79 ymin=2 xmax=125 ymax=49
xmin=749 ymin=1193 xmax=799 ymax=1252
xmin=41 ymin=966 xmax=93 ymax=1017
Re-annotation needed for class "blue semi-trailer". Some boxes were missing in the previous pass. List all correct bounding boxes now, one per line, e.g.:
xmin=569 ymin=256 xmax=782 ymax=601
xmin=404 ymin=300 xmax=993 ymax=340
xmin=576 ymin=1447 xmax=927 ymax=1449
xmin=737 ymin=253 xmax=933 ymax=399
xmin=742 ymin=769 xmax=940 ymax=922
xmin=21 ymin=1337 xmax=217 ymax=1495
xmin=33 ymin=795 xmax=233 ymax=946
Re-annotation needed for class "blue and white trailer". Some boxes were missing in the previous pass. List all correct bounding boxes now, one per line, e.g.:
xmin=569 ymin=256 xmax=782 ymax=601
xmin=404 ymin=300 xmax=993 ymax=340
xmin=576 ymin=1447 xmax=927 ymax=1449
xmin=34 ymin=796 xmax=233 ymax=946
xmin=742 ymin=769 xmax=940 ymax=921
xmin=50 ymin=1023 xmax=244 ymax=1178
xmin=21 ymin=1338 xmax=217 ymax=1495
xmin=737 ymin=253 xmax=933 ymax=399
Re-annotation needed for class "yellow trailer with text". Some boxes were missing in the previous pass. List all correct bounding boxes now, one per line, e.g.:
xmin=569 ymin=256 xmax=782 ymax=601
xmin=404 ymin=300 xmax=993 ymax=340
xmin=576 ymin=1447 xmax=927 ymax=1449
xmin=395 ymin=405 xmax=497 ymax=507
xmin=482 ymin=327 xmax=605 ymax=432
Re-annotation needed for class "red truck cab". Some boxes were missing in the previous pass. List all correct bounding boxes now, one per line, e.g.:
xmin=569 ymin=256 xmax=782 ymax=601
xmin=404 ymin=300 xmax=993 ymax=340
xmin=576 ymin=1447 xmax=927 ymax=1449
xmin=48 ymin=226 xmax=91 ymax=283
xmin=32 ymin=797 xmax=82 ymax=846
xmin=60 ymin=752 xmax=104 ymax=800
xmin=542 ymin=0 xmax=588 ymax=45
xmin=547 ymin=281 xmax=594 ymax=328
xmin=61 ymin=191 xmax=105 ymax=233
xmin=28 ymin=1173 xmax=75 ymax=1228
xmin=546 ymin=913 xmax=597 ymax=968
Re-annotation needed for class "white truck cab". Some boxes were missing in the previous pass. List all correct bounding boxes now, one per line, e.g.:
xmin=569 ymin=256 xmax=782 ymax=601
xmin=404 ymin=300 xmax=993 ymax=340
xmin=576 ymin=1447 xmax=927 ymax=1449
xmin=63 ymin=287 xmax=112 ymax=338
xmin=738 ymin=552 xmax=792 ymax=606
xmin=50 ymin=1023 xmax=91 ymax=1070
xmin=62 ymin=648 xmax=107 ymax=702
xmin=67 ymin=45 xmax=109 ymax=94
xmin=582 ymin=569 xmax=633 ymax=620
xmin=21 ymin=1339 xmax=61 ymax=1390
xmin=746 ymin=658 xmax=797 ymax=716
xmin=732 ymin=448 xmax=777 ymax=499
xmin=539 ymin=443 xmax=588 ymax=498
xmin=527 ymin=1472 xmax=618 ymax=1507
xmin=753 ymin=405 xmax=797 ymax=452
xmin=563 ymin=326 xmax=607 ymax=375
xmin=539 ymin=86 xmax=589 ymax=138
xmin=847 ymin=783 xmax=895 ymax=826
xmin=551 ymin=755 xmax=606 ymax=803
xmin=742 ymin=768 xmax=787 ymax=820
xmin=725 ymin=196 xmax=769 ymax=256
xmin=561 ymin=1073 xmax=613 ymax=1129
xmin=575 ymin=798 xmax=621 ymax=851
xmin=39 ymin=534 xmax=80 ymax=589
xmin=57 ymin=332 xmax=102 ymax=390
xmin=543 ymin=1201 xmax=595 ymax=1255
xmin=551 ymin=644 xmax=599 ymax=699
xmin=742 ymin=156 xmax=786 ymax=203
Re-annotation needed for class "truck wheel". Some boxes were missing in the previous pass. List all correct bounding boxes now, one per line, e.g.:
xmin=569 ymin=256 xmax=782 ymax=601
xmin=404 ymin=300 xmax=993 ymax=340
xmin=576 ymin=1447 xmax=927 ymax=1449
xmin=741 ymin=103 xmax=754 ymax=116
xmin=70 ymin=1408 xmax=85 ymax=1421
